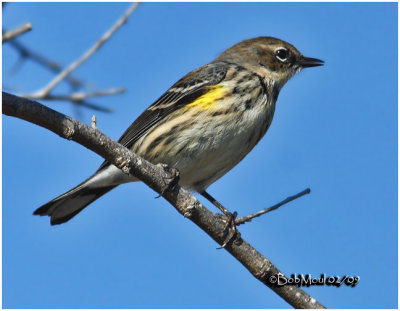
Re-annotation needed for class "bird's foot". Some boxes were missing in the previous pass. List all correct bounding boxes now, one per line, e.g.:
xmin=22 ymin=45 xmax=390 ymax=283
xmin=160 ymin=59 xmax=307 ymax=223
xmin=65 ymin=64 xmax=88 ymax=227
xmin=156 ymin=164 xmax=180 ymax=198
xmin=200 ymin=191 xmax=242 ymax=248
xmin=216 ymin=211 xmax=242 ymax=249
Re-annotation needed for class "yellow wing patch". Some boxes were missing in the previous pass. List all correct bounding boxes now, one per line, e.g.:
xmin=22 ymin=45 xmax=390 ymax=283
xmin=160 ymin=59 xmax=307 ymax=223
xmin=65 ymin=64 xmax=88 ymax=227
xmin=183 ymin=85 xmax=227 ymax=111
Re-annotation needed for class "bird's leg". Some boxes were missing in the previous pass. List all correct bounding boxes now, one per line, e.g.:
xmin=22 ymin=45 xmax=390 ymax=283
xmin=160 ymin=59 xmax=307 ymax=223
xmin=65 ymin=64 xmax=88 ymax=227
xmin=156 ymin=164 xmax=180 ymax=198
xmin=200 ymin=191 xmax=239 ymax=248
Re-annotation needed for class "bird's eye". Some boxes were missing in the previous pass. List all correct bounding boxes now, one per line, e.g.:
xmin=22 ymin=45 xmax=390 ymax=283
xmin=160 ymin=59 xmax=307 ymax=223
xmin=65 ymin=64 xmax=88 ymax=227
xmin=275 ymin=48 xmax=289 ymax=62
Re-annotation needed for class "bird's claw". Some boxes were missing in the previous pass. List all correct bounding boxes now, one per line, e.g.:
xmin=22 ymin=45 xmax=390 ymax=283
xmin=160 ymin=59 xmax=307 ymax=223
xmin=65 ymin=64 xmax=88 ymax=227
xmin=217 ymin=211 xmax=241 ymax=249
xmin=156 ymin=164 xmax=180 ymax=198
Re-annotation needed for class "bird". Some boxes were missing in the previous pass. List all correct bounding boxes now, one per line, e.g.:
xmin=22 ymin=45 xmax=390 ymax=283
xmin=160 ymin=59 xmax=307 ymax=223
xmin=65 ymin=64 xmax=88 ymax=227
xmin=34 ymin=36 xmax=323 ymax=227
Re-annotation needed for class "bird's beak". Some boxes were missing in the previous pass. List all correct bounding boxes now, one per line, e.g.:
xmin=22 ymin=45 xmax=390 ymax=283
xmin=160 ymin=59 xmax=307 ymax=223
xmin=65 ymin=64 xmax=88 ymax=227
xmin=299 ymin=56 xmax=324 ymax=68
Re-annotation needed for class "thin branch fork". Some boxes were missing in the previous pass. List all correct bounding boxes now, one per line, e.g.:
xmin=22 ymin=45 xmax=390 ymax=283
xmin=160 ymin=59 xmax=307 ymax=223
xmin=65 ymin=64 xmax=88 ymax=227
xmin=2 ymin=92 xmax=325 ymax=309
xmin=4 ymin=4 xmax=137 ymax=112
xmin=2 ymin=23 xmax=32 ymax=43
xmin=27 ymin=2 xmax=139 ymax=99
xmin=7 ymin=40 xmax=86 ymax=88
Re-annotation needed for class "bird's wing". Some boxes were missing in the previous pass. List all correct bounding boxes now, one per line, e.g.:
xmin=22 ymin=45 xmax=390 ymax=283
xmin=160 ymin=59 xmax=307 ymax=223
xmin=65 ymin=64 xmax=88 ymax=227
xmin=97 ymin=62 xmax=228 ymax=171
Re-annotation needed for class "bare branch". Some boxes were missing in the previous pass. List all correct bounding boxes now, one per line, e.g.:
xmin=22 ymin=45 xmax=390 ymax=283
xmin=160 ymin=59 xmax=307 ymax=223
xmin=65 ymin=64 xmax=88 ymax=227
xmin=19 ymin=88 xmax=124 ymax=113
xmin=73 ymin=101 xmax=113 ymax=113
xmin=2 ymin=23 xmax=32 ymax=43
xmin=7 ymin=40 xmax=85 ymax=88
xmin=236 ymin=188 xmax=311 ymax=225
xmin=3 ymin=5 xmax=135 ymax=111
xmin=3 ymin=92 xmax=326 ymax=309
xmin=6 ymin=41 xmax=122 ymax=112
xmin=28 ymin=3 xmax=139 ymax=98
xmin=22 ymin=88 xmax=125 ymax=101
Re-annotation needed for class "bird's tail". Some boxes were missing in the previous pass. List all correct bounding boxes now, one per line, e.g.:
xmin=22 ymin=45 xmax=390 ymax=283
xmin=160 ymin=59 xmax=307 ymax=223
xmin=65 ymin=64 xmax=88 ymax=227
xmin=34 ymin=178 xmax=116 ymax=225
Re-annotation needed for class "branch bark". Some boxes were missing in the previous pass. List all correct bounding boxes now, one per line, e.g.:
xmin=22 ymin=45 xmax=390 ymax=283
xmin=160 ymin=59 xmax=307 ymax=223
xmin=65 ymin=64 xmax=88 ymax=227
xmin=2 ymin=92 xmax=326 ymax=309
xmin=2 ymin=23 xmax=32 ymax=42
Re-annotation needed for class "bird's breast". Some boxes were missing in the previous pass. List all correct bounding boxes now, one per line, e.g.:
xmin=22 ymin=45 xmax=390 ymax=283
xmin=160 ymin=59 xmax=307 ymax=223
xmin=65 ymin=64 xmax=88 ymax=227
xmin=133 ymin=81 xmax=276 ymax=191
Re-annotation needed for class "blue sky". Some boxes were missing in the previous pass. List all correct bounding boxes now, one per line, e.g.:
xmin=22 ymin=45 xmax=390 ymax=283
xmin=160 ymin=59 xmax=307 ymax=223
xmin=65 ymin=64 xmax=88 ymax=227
xmin=2 ymin=2 xmax=397 ymax=308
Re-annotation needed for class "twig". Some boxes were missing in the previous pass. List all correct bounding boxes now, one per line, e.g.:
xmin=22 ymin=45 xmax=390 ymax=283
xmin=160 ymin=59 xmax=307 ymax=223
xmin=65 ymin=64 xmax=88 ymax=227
xmin=4 ymin=4 xmax=135 ymax=111
xmin=29 ymin=2 xmax=139 ymax=99
xmin=74 ymin=101 xmax=113 ymax=113
xmin=2 ymin=23 xmax=32 ymax=43
xmin=91 ymin=115 xmax=97 ymax=129
xmin=3 ymin=92 xmax=326 ymax=309
xmin=22 ymin=88 xmax=125 ymax=101
xmin=8 ymin=40 xmax=85 ymax=88
xmin=236 ymin=188 xmax=311 ymax=225
xmin=19 ymin=88 xmax=124 ymax=113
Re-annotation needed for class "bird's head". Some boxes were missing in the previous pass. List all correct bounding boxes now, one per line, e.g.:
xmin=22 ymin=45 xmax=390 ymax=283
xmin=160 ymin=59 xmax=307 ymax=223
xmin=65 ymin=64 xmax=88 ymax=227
xmin=215 ymin=36 xmax=324 ymax=90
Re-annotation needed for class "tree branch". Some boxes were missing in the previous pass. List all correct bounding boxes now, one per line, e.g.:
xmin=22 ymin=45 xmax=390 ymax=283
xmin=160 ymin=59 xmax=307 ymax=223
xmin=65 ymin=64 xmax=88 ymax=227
xmin=72 ymin=100 xmax=114 ymax=113
xmin=2 ymin=23 xmax=32 ymax=43
xmin=7 ymin=40 xmax=86 ymax=88
xmin=3 ymin=4 xmax=136 ymax=112
xmin=8 ymin=40 xmax=86 ymax=88
xmin=236 ymin=188 xmax=311 ymax=225
xmin=20 ymin=87 xmax=125 ymax=112
xmin=26 ymin=3 xmax=139 ymax=99
xmin=2 ymin=92 xmax=326 ymax=309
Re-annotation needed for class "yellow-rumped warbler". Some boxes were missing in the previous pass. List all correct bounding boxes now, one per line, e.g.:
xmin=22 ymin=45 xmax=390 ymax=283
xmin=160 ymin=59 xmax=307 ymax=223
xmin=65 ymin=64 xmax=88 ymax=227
xmin=34 ymin=36 xmax=323 ymax=225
